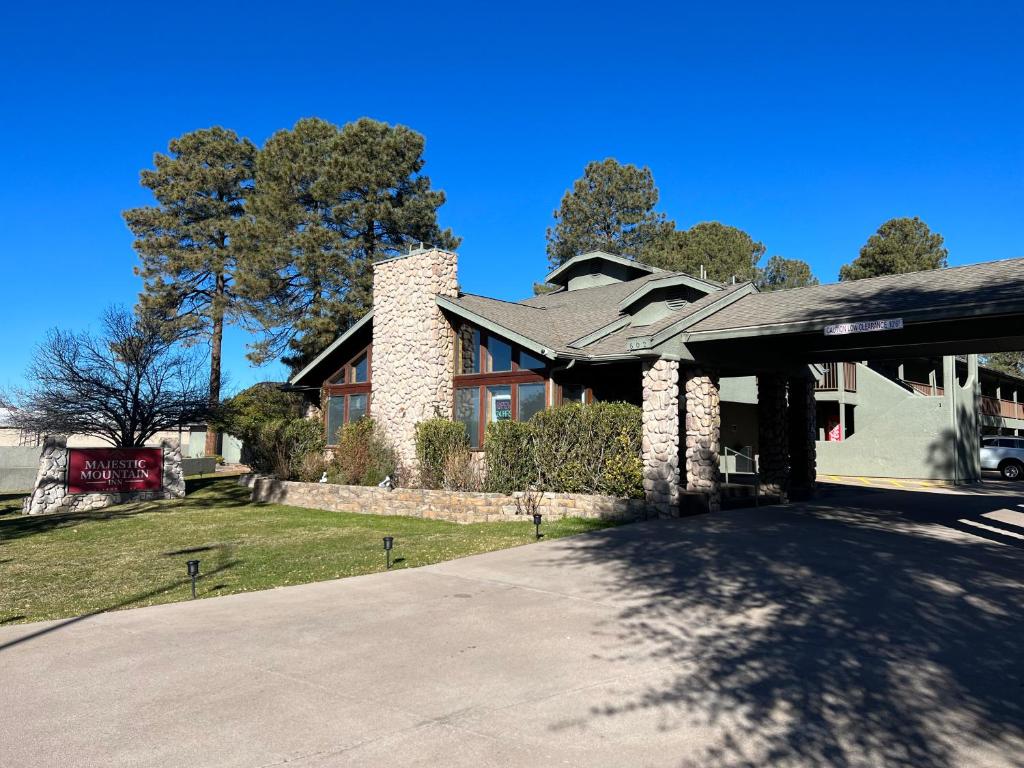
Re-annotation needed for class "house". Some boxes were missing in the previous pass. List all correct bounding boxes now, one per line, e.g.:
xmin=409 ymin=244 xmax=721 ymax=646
xmin=287 ymin=246 xmax=1024 ymax=510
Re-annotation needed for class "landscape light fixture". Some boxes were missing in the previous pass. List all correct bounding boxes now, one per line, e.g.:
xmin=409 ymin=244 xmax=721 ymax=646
xmin=532 ymin=513 xmax=543 ymax=540
xmin=383 ymin=536 xmax=394 ymax=570
xmin=186 ymin=559 xmax=200 ymax=599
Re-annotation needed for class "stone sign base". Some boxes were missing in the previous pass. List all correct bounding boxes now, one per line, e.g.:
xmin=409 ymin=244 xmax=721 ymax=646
xmin=22 ymin=436 xmax=185 ymax=516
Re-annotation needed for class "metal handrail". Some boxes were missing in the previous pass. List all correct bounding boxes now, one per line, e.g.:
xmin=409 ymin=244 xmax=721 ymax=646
xmin=722 ymin=446 xmax=761 ymax=506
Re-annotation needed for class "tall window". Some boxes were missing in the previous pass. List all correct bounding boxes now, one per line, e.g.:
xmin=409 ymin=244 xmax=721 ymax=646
xmin=323 ymin=345 xmax=372 ymax=445
xmin=454 ymin=324 xmax=550 ymax=448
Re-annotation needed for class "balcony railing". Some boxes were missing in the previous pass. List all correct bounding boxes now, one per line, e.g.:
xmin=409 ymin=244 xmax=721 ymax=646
xmin=904 ymin=379 xmax=942 ymax=397
xmin=815 ymin=362 xmax=857 ymax=392
xmin=981 ymin=395 xmax=1024 ymax=420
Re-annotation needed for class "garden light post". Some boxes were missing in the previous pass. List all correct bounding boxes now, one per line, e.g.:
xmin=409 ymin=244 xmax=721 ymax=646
xmin=383 ymin=536 xmax=394 ymax=569
xmin=187 ymin=559 xmax=200 ymax=599
xmin=533 ymin=513 xmax=543 ymax=540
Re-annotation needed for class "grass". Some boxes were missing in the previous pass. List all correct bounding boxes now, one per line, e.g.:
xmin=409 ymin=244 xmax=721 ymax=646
xmin=0 ymin=477 xmax=619 ymax=625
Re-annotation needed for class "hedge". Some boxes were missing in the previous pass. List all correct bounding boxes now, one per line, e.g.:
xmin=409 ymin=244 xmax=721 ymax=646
xmin=485 ymin=402 xmax=644 ymax=498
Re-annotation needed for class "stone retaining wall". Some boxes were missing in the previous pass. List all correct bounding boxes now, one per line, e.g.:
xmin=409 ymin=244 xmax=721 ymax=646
xmin=243 ymin=475 xmax=667 ymax=525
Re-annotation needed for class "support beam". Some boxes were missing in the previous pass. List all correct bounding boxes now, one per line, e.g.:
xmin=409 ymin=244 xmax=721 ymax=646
xmin=788 ymin=374 xmax=817 ymax=500
xmin=683 ymin=368 xmax=721 ymax=513
xmin=758 ymin=373 xmax=790 ymax=501
xmin=642 ymin=359 xmax=680 ymax=514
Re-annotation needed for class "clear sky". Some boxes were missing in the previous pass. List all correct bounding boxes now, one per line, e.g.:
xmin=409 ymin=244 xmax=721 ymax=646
xmin=2 ymin=1 xmax=1021 ymax=393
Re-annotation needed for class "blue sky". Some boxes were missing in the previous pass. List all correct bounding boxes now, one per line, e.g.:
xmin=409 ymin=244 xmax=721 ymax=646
xmin=2 ymin=1 xmax=1021 ymax=392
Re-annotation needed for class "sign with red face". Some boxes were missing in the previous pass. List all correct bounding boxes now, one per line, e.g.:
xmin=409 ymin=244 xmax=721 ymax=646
xmin=67 ymin=448 xmax=163 ymax=494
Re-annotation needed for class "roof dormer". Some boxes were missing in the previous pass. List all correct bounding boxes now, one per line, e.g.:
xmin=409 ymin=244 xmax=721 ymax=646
xmin=544 ymin=251 xmax=663 ymax=291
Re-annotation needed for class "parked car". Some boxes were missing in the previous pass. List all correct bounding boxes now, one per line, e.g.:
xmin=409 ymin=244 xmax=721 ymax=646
xmin=980 ymin=436 xmax=1024 ymax=480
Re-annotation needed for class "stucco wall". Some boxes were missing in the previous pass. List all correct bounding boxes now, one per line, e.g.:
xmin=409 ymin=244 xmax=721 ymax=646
xmin=371 ymin=248 xmax=458 ymax=469
xmin=245 ymin=475 xmax=663 ymax=524
xmin=0 ymin=445 xmax=42 ymax=492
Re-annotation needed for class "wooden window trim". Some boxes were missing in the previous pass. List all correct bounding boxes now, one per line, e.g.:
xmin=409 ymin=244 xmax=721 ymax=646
xmin=323 ymin=344 xmax=373 ymax=446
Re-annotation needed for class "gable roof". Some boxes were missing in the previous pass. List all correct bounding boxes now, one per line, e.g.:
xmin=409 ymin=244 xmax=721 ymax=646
xmin=543 ymin=251 xmax=664 ymax=286
xmin=289 ymin=311 xmax=374 ymax=385
xmin=438 ymin=273 xmax=753 ymax=360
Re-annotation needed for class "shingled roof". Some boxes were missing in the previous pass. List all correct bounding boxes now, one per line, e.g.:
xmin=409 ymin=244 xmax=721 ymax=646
xmin=441 ymin=272 xmax=750 ymax=359
xmin=685 ymin=257 xmax=1024 ymax=337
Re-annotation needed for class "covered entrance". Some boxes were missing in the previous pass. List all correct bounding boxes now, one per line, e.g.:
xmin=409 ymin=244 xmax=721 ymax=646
xmin=643 ymin=258 xmax=1024 ymax=512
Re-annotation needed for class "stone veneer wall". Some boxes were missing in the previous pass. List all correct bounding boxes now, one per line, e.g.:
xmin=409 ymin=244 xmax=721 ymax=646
xmin=23 ymin=436 xmax=185 ymax=515
xmin=371 ymin=248 xmax=459 ymax=469
xmin=244 ymin=475 xmax=667 ymax=524
xmin=757 ymin=374 xmax=790 ymax=499
xmin=683 ymin=368 xmax=721 ymax=512
xmin=641 ymin=359 xmax=680 ymax=512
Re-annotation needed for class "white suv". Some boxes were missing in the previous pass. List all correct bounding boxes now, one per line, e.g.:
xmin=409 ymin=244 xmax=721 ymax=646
xmin=980 ymin=436 xmax=1024 ymax=480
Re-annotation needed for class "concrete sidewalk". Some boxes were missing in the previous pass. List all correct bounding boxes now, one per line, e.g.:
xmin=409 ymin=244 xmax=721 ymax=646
xmin=2 ymin=485 xmax=1022 ymax=767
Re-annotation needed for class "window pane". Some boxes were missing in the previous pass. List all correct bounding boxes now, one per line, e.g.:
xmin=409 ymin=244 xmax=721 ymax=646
xmin=520 ymin=350 xmax=546 ymax=371
xmin=348 ymin=393 xmax=368 ymax=423
xmin=458 ymin=326 xmax=481 ymax=374
xmin=487 ymin=385 xmax=512 ymax=423
xmin=327 ymin=396 xmax=345 ymax=444
xmin=517 ymin=383 xmax=546 ymax=422
xmin=562 ymin=384 xmax=585 ymax=404
xmin=351 ymin=352 xmax=368 ymax=383
xmin=456 ymin=387 xmax=481 ymax=448
xmin=328 ymin=368 xmax=346 ymax=385
xmin=487 ymin=336 xmax=512 ymax=372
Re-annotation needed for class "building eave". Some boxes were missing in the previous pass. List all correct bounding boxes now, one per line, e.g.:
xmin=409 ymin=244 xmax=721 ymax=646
xmin=616 ymin=273 xmax=726 ymax=311
xmin=435 ymin=296 xmax=566 ymax=360
xmin=289 ymin=311 xmax=374 ymax=386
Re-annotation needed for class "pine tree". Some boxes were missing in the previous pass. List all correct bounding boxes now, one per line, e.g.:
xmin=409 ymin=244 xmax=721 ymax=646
xmin=124 ymin=127 xmax=256 ymax=455
xmin=241 ymin=118 xmax=459 ymax=372
xmin=546 ymin=159 xmax=673 ymax=269
xmin=839 ymin=217 xmax=948 ymax=281
xmin=643 ymin=222 xmax=765 ymax=283
xmin=757 ymin=255 xmax=820 ymax=291
xmin=981 ymin=352 xmax=1024 ymax=378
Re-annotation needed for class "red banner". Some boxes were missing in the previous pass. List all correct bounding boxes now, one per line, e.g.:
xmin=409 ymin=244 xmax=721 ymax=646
xmin=67 ymin=448 xmax=163 ymax=494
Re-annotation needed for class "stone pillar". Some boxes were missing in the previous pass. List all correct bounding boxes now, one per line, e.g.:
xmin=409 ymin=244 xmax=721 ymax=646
xmin=160 ymin=438 xmax=186 ymax=499
xmin=757 ymin=373 xmax=790 ymax=500
xmin=683 ymin=368 xmax=721 ymax=513
xmin=787 ymin=374 xmax=817 ymax=500
xmin=642 ymin=359 xmax=680 ymax=514
xmin=371 ymin=248 xmax=459 ymax=470
xmin=23 ymin=435 xmax=68 ymax=515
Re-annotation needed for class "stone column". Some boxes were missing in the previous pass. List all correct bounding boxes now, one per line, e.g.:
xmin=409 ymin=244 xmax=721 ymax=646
xmin=787 ymin=374 xmax=817 ymax=500
xmin=683 ymin=368 xmax=721 ymax=513
xmin=757 ymin=373 xmax=790 ymax=500
xmin=642 ymin=359 xmax=680 ymax=514
xmin=160 ymin=438 xmax=186 ymax=499
xmin=24 ymin=435 xmax=68 ymax=515
xmin=371 ymin=248 xmax=459 ymax=470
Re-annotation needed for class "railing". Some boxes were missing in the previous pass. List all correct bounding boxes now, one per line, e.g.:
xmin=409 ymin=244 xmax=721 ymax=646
xmin=815 ymin=362 xmax=857 ymax=392
xmin=722 ymin=446 xmax=760 ymax=507
xmin=903 ymin=379 xmax=941 ymax=396
xmin=980 ymin=395 xmax=1024 ymax=420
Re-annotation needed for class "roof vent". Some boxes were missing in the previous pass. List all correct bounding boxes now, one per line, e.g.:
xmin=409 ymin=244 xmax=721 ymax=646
xmin=667 ymin=297 xmax=688 ymax=312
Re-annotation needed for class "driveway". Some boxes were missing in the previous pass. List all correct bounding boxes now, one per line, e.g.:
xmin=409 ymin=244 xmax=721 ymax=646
xmin=2 ymin=482 xmax=1022 ymax=767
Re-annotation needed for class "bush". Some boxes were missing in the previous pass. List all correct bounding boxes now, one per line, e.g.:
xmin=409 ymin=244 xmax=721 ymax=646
xmin=484 ymin=402 xmax=643 ymax=498
xmin=328 ymin=418 xmax=398 ymax=486
xmin=261 ymin=417 xmax=325 ymax=481
xmin=415 ymin=419 xmax=469 ymax=489
xmin=484 ymin=420 xmax=536 ymax=494
xmin=218 ymin=383 xmax=310 ymax=473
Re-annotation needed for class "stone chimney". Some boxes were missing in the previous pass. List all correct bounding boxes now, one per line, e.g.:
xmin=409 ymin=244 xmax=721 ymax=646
xmin=371 ymin=247 xmax=458 ymax=470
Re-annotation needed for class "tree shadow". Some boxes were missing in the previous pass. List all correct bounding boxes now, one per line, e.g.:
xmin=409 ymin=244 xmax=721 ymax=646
xmin=545 ymin=485 xmax=1024 ymax=766
xmin=0 ymin=477 xmax=252 ymax=546
xmin=0 ymin=555 xmax=240 ymax=652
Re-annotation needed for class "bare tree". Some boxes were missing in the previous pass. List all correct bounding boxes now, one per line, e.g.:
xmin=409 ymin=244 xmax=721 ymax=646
xmin=1 ymin=306 xmax=213 ymax=447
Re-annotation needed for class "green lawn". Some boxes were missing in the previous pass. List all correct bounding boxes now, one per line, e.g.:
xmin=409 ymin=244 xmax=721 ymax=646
xmin=0 ymin=477 xmax=618 ymax=625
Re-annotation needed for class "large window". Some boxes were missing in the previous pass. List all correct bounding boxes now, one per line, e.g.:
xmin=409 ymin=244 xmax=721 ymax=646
xmin=454 ymin=324 xmax=551 ymax=448
xmin=323 ymin=345 xmax=372 ymax=445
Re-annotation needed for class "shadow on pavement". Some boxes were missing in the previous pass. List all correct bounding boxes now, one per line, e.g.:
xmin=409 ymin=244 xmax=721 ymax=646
xmin=548 ymin=483 xmax=1024 ymax=767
